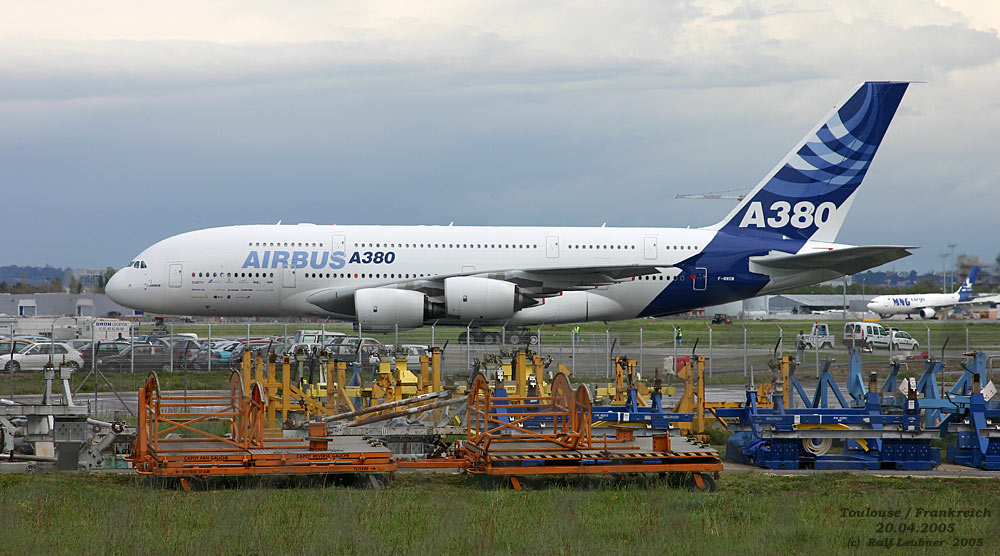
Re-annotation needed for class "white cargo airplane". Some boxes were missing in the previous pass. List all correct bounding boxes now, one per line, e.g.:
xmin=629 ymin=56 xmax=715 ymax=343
xmin=107 ymin=81 xmax=916 ymax=329
xmin=867 ymin=266 xmax=979 ymax=319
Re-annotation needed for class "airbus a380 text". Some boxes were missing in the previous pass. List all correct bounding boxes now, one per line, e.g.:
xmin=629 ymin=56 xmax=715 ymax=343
xmin=107 ymin=82 xmax=916 ymax=329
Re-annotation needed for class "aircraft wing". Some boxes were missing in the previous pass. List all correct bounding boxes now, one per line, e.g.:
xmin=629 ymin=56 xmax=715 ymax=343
xmin=750 ymin=246 xmax=916 ymax=275
xmin=305 ymin=264 xmax=667 ymax=314
xmin=493 ymin=265 xmax=663 ymax=296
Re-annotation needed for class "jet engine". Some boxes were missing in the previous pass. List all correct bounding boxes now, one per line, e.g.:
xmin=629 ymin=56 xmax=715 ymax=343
xmin=920 ymin=307 xmax=936 ymax=319
xmin=444 ymin=277 xmax=528 ymax=321
xmin=355 ymin=288 xmax=431 ymax=330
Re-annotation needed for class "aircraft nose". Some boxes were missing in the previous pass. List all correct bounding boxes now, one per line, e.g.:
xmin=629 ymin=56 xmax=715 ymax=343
xmin=105 ymin=271 xmax=131 ymax=307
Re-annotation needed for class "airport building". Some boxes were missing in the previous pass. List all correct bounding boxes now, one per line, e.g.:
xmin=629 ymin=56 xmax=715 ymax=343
xmin=0 ymin=293 xmax=137 ymax=318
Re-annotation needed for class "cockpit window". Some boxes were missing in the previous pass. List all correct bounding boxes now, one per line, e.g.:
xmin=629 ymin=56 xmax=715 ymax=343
xmin=140 ymin=261 xmax=147 ymax=269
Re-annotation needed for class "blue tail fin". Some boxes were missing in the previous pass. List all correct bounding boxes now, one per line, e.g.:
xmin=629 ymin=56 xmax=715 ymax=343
xmin=957 ymin=266 xmax=979 ymax=301
xmin=708 ymin=81 xmax=910 ymax=242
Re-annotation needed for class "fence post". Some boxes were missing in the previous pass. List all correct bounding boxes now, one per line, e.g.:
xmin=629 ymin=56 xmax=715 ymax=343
xmin=925 ymin=326 xmax=931 ymax=358
xmin=742 ymin=325 xmax=748 ymax=378
xmin=466 ymin=322 xmax=472 ymax=373
xmin=605 ymin=328 xmax=610 ymax=380
xmin=966 ymin=325 xmax=970 ymax=352
xmin=639 ymin=326 xmax=643 ymax=377
xmin=357 ymin=323 xmax=362 ymax=366
xmin=815 ymin=335 xmax=820 ymax=378
xmin=90 ymin=321 xmax=96 ymax=376
xmin=671 ymin=325 xmax=678 ymax=376
xmin=431 ymin=322 xmax=436 ymax=347
xmin=571 ymin=326 xmax=576 ymax=376
xmin=776 ymin=324 xmax=783 ymax=357
xmin=207 ymin=323 xmax=212 ymax=373
xmin=705 ymin=323 xmax=713 ymax=378
xmin=537 ymin=326 xmax=542 ymax=353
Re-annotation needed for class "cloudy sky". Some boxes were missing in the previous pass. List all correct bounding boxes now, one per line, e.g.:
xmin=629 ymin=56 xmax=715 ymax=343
xmin=2 ymin=1 xmax=998 ymax=273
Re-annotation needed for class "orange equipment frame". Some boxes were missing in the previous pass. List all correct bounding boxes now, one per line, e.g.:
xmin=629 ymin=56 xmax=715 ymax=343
xmin=130 ymin=372 xmax=395 ymax=478
xmin=461 ymin=372 xmax=722 ymax=479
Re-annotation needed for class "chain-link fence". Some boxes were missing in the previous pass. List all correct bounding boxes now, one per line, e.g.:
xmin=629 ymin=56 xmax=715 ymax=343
xmin=4 ymin=319 xmax=999 ymax=415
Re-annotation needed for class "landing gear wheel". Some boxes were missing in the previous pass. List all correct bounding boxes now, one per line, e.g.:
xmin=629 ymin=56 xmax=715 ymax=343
xmin=687 ymin=472 xmax=716 ymax=492
xmin=484 ymin=333 xmax=498 ymax=345
xmin=508 ymin=333 xmax=521 ymax=345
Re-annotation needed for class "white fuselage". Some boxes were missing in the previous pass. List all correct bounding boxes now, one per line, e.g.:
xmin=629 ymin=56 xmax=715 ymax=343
xmin=106 ymin=223 xmax=845 ymax=324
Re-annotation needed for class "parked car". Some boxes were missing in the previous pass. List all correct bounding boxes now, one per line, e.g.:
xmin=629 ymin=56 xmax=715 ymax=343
xmin=0 ymin=339 xmax=38 ymax=356
xmin=163 ymin=338 xmax=202 ymax=367
xmin=99 ymin=344 xmax=176 ymax=372
xmin=293 ymin=330 xmax=347 ymax=344
xmin=1 ymin=342 xmax=84 ymax=371
xmin=397 ymin=344 xmax=430 ymax=367
xmin=195 ymin=340 xmax=243 ymax=368
xmin=329 ymin=337 xmax=382 ymax=357
xmin=13 ymin=335 xmax=51 ymax=342
xmin=66 ymin=339 xmax=96 ymax=351
xmin=887 ymin=328 xmax=920 ymax=351
xmin=78 ymin=341 xmax=134 ymax=369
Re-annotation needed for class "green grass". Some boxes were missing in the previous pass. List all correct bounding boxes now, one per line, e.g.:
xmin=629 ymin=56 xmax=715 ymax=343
xmin=0 ymin=472 xmax=997 ymax=555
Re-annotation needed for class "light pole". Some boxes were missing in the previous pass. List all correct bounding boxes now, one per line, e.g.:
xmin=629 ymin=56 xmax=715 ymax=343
xmin=940 ymin=252 xmax=948 ymax=294
xmin=948 ymin=242 xmax=958 ymax=292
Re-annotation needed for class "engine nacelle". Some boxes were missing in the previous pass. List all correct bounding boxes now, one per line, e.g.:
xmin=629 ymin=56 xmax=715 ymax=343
xmin=355 ymin=288 xmax=427 ymax=330
xmin=444 ymin=277 xmax=524 ymax=321
xmin=920 ymin=307 xmax=936 ymax=319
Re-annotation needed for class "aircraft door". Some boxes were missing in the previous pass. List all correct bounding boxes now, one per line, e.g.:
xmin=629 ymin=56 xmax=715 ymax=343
xmin=282 ymin=268 xmax=296 ymax=288
xmin=692 ymin=267 xmax=707 ymax=291
xmin=546 ymin=236 xmax=559 ymax=258
xmin=168 ymin=264 xmax=183 ymax=288
xmin=331 ymin=234 xmax=345 ymax=254
xmin=643 ymin=236 xmax=657 ymax=260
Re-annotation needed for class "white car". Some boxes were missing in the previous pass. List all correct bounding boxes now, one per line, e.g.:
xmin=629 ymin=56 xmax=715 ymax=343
xmin=888 ymin=329 xmax=920 ymax=351
xmin=1 ymin=342 xmax=84 ymax=371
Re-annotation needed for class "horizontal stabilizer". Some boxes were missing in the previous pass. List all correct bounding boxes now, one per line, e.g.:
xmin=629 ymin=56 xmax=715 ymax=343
xmin=750 ymin=245 xmax=916 ymax=275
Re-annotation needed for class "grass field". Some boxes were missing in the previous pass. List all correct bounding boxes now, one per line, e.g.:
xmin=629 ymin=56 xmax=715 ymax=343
xmin=1 ymin=471 xmax=997 ymax=555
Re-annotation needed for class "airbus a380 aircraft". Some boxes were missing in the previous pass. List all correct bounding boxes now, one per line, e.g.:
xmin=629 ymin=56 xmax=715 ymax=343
xmin=107 ymin=81 xmax=916 ymax=329
xmin=867 ymin=266 xmax=979 ymax=319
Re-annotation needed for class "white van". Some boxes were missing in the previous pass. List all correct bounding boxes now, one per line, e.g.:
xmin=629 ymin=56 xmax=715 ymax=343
xmin=843 ymin=322 xmax=891 ymax=349
xmin=293 ymin=330 xmax=347 ymax=344
xmin=843 ymin=323 xmax=919 ymax=351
